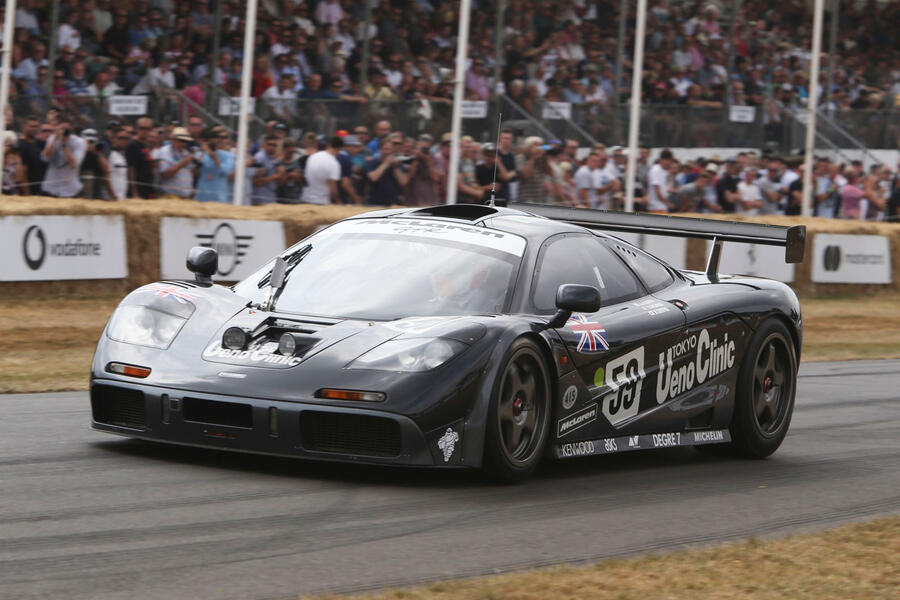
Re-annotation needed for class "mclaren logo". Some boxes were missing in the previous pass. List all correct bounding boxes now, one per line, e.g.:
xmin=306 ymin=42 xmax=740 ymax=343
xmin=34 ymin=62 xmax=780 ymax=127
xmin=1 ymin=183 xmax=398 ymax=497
xmin=195 ymin=223 xmax=252 ymax=276
xmin=22 ymin=225 xmax=46 ymax=270
xmin=823 ymin=245 xmax=841 ymax=272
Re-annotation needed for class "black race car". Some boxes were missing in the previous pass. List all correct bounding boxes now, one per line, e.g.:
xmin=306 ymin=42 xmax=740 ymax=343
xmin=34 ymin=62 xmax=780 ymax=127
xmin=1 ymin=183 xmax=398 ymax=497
xmin=90 ymin=203 xmax=806 ymax=481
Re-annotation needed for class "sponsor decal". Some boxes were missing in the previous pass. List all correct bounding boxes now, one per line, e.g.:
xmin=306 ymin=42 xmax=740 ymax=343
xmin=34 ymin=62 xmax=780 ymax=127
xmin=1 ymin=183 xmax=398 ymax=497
xmin=140 ymin=283 xmax=196 ymax=304
xmin=823 ymin=245 xmax=841 ymax=271
xmin=558 ymin=440 xmax=595 ymax=458
xmin=692 ymin=430 xmax=725 ymax=443
xmin=633 ymin=297 xmax=670 ymax=316
xmin=651 ymin=432 xmax=681 ymax=448
xmin=561 ymin=385 xmax=578 ymax=410
xmin=557 ymin=403 xmax=598 ymax=438
xmin=567 ymin=314 xmax=610 ymax=353
xmin=554 ymin=429 xmax=730 ymax=459
xmin=593 ymin=366 xmax=605 ymax=388
xmin=437 ymin=427 xmax=459 ymax=462
xmin=22 ymin=225 xmax=103 ymax=270
xmin=195 ymin=222 xmax=252 ymax=277
xmin=203 ymin=341 xmax=302 ymax=366
xmin=600 ymin=347 xmax=646 ymax=426
xmin=656 ymin=329 xmax=736 ymax=404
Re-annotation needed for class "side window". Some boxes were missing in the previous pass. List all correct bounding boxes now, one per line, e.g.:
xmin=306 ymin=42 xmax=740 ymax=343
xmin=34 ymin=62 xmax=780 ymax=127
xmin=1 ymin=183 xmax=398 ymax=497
xmin=533 ymin=235 xmax=643 ymax=312
xmin=608 ymin=241 xmax=675 ymax=293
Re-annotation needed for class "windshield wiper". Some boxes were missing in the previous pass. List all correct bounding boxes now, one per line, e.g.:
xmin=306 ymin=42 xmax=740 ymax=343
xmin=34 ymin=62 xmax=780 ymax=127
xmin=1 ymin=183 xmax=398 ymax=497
xmin=257 ymin=244 xmax=312 ymax=288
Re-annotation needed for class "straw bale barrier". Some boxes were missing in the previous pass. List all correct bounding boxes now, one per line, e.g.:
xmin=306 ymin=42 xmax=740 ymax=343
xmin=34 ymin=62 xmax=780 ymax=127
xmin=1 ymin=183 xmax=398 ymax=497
xmin=1 ymin=197 xmax=897 ymax=299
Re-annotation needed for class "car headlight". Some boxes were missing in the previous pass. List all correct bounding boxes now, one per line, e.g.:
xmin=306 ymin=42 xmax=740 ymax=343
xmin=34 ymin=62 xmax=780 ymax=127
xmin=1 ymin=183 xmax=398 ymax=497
xmin=349 ymin=338 xmax=468 ymax=372
xmin=106 ymin=305 xmax=188 ymax=349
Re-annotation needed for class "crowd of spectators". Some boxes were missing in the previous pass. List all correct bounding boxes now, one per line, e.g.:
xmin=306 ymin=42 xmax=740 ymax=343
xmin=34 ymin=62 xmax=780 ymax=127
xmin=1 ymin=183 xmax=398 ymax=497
xmin=3 ymin=109 xmax=899 ymax=222
xmin=5 ymin=0 xmax=900 ymax=126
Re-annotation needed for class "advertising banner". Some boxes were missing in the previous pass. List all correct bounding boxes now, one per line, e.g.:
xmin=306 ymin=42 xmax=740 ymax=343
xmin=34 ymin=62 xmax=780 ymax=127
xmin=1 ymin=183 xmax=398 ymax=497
xmin=160 ymin=218 xmax=286 ymax=281
xmin=0 ymin=215 xmax=127 ymax=281
xmin=811 ymin=234 xmax=891 ymax=284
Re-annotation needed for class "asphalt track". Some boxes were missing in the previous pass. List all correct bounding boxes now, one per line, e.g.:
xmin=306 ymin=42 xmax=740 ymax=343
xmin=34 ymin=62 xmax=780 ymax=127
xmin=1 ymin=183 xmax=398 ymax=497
xmin=1 ymin=360 xmax=899 ymax=600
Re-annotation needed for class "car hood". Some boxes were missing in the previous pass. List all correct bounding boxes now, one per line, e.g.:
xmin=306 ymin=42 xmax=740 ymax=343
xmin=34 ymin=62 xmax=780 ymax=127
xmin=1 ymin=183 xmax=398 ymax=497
xmin=97 ymin=282 xmax=490 ymax=403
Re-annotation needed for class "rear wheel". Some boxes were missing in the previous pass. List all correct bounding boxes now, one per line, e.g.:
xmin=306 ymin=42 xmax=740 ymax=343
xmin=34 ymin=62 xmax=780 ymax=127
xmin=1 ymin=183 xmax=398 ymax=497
xmin=483 ymin=338 xmax=551 ymax=483
xmin=731 ymin=319 xmax=798 ymax=458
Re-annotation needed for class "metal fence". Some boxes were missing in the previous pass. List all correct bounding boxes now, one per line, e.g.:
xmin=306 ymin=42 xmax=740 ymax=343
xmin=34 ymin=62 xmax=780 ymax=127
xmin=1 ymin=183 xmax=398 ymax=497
xmin=10 ymin=91 xmax=900 ymax=153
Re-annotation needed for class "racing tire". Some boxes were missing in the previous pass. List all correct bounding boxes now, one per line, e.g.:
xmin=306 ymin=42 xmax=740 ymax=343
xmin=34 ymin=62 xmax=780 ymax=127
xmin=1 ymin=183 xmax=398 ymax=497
xmin=483 ymin=338 xmax=552 ymax=483
xmin=730 ymin=319 xmax=798 ymax=458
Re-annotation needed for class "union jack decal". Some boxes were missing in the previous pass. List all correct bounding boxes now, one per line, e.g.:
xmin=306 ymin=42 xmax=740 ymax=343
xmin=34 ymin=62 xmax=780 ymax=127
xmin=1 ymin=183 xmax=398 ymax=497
xmin=567 ymin=313 xmax=610 ymax=353
xmin=141 ymin=284 xmax=196 ymax=304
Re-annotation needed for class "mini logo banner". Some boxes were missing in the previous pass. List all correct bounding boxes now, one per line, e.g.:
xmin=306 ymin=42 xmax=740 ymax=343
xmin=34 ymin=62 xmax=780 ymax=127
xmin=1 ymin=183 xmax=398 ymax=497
xmin=567 ymin=314 xmax=610 ymax=353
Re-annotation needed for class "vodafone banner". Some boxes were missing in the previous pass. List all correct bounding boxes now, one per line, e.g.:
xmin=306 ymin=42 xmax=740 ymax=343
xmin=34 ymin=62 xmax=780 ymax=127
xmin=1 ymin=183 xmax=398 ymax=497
xmin=160 ymin=218 xmax=286 ymax=281
xmin=0 ymin=215 xmax=127 ymax=281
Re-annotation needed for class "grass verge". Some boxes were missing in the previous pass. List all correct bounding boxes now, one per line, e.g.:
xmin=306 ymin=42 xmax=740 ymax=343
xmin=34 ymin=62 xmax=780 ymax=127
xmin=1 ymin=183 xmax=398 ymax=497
xmin=306 ymin=515 xmax=900 ymax=600
xmin=0 ymin=293 xmax=898 ymax=393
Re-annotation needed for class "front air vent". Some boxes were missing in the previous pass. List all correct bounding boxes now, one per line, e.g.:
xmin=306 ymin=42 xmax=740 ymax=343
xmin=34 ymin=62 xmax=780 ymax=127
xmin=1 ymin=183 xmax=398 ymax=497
xmin=300 ymin=412 xmax=401 ymax=457
xmin=91 ymin=385 xmax=147 ymax=430
xmin=183 ymin=398 xmax=253 ymax=429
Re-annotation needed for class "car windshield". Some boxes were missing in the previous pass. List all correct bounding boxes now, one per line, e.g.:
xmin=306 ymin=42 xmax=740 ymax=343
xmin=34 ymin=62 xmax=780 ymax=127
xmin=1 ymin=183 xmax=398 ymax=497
xmin=233 ymin=218 xmax=527 ymax=320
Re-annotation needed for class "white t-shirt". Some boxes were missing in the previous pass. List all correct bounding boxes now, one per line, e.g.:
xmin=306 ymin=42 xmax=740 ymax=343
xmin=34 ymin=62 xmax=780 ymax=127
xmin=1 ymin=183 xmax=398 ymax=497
xmin=573 ymin=165 xmax=597 ymax=208
xmin=301 ymin=150 xmax=340 ymax=205
xmin=647 ymin=163 xmax=670 ymax=211
xmin=261 ymin=86 xmax=298 ymax=117
xmin=107 ymin=149 xmax=128 ymax=200
xmin=40 ymin=134 xmax=87 ymax=197
xmin=737 ymin=181 xmax=762 ymax=216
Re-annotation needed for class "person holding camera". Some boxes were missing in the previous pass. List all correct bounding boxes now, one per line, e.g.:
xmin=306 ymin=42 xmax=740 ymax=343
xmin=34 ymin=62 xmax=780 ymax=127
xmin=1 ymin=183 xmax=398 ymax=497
xmin=366 ymin=136 xmax=410 ymax=206
xmin=40 ymin=120 xmax=87 ymax=198
xmin=79 ymin=129 xmax=112 ymax=200
xmin=194 ymin=129 xmax=235 ymax=203
xmin=404 ymin=134 xmax=439 ymax=206
xmin=156 ymin=127 xmax=196 ymax=199
xmin=251 ymin=135 xmax=285 ymax=205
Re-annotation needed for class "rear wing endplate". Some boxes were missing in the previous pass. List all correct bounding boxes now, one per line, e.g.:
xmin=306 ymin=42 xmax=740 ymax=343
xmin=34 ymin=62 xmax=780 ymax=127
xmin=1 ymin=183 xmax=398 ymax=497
xmin=510 ymin=203 xmax=806 ymax=279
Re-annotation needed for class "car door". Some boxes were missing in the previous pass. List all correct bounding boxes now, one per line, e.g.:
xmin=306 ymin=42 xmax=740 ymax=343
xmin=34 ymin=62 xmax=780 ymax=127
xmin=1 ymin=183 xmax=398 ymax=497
xmin=532 ymin=234 xmax=686 ymax=439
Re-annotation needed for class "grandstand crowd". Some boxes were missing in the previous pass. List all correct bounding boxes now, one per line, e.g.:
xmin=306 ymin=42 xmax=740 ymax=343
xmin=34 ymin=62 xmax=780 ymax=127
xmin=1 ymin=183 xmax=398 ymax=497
xmin=2 ymin=0 xmax=900 ymax=220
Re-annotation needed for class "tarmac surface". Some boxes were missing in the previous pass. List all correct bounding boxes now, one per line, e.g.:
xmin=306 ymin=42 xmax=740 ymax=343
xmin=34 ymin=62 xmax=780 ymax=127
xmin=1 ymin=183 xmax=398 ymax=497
xmin=1 ymin=360 xmax=898 ymax=600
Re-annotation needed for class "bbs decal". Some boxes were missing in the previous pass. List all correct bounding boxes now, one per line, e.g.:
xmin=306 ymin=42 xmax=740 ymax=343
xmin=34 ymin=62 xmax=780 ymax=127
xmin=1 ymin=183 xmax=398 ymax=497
xmin=601 ymin=347 xmax=645 ymax=426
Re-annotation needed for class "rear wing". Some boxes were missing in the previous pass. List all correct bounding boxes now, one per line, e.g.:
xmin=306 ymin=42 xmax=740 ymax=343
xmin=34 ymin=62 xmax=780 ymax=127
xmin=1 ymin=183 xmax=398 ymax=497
xmin=509 ymin=203 xmax=806 ymax=280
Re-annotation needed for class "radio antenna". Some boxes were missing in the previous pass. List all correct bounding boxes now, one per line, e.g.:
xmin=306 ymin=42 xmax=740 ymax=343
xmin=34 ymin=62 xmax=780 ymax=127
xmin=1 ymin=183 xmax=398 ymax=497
xmin=488 ymin=112 xmax=502 ymax=208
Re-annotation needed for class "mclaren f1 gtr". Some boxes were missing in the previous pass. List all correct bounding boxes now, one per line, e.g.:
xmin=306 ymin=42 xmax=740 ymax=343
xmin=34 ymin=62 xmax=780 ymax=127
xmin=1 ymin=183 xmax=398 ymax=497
xmin=90 ymin=203 xmax=806 ymax=481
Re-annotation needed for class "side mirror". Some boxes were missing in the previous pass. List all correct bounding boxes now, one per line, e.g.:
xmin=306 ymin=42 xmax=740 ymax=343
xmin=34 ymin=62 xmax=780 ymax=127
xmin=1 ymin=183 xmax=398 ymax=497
xmin=548 ymin=284 xmax=601 ymax=328
xmin=186 ymin=246 xmax=218 ymax=285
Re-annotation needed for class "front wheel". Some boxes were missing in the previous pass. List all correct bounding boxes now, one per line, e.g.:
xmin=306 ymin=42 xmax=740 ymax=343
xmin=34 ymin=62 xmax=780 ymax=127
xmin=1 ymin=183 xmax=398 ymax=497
xmin=483 ymin=338 xmax=552 ymax=483
xmin=731 ymin=319 xmax=798 ymax=458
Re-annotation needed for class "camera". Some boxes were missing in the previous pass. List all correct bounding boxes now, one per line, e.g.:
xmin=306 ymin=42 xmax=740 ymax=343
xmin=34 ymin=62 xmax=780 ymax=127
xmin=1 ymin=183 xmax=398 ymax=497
xmin=62 ymin=128 xmax=70 ymax=137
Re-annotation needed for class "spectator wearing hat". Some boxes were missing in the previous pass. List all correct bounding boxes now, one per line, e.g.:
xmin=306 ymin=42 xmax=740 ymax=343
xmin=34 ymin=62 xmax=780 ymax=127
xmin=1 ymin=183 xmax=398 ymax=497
xmin=79 ymin=128 xmax=111 ymax=200
xmin=157 ymin=127 xmax=195 ymax=198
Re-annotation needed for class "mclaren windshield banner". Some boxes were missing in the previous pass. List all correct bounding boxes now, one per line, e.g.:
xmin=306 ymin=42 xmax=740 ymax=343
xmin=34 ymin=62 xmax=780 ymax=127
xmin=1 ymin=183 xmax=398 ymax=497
xmin=159 ymin=218 xmax=287 ymax=282
xmin=0 ymin=215 xmax=127 ymax=281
